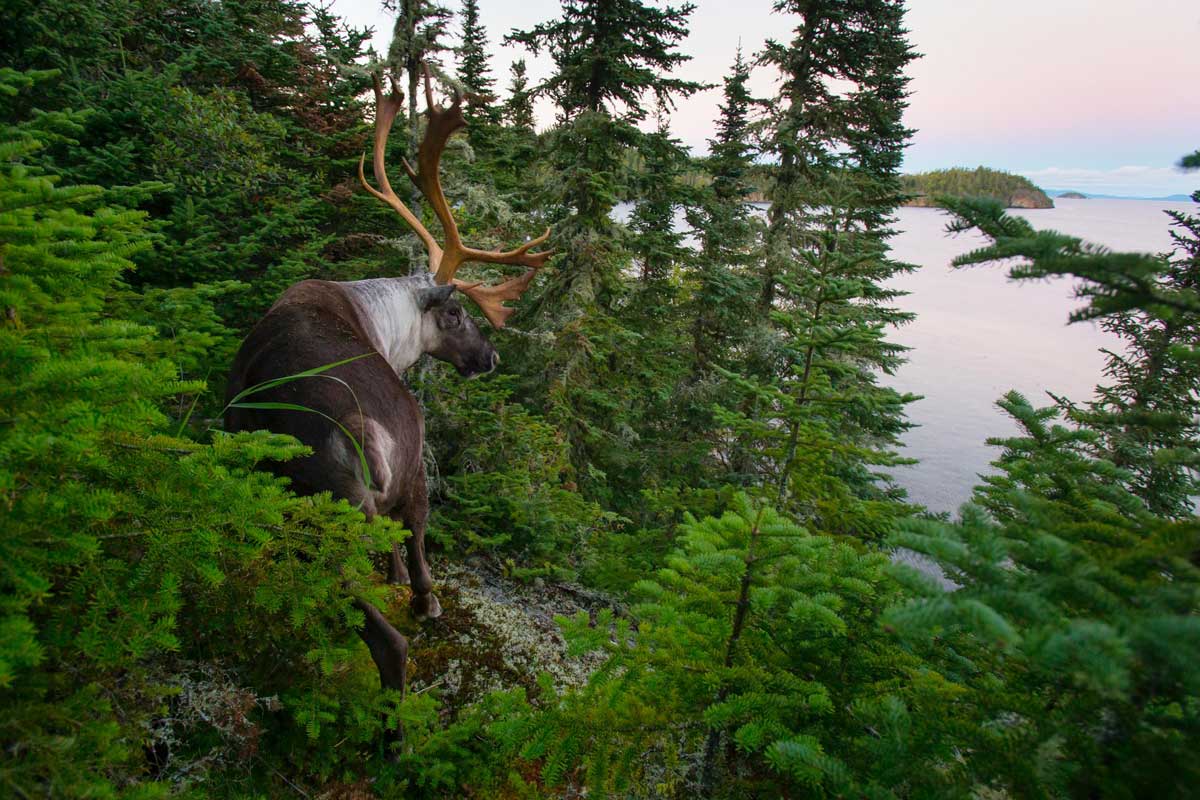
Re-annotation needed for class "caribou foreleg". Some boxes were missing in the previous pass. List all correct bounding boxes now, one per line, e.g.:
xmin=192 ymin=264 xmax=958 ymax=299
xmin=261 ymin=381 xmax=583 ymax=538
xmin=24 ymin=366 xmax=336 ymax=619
xmin=390 ymin=471 xmax=442 ymax=620
xmin=387 ymin=541 xmax=409 ymax=585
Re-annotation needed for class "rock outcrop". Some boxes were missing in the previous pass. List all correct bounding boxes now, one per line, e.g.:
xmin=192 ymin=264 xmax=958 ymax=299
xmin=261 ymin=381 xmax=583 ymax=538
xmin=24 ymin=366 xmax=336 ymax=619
xmin=1009 ymin=188 xmax=1054 ymax=209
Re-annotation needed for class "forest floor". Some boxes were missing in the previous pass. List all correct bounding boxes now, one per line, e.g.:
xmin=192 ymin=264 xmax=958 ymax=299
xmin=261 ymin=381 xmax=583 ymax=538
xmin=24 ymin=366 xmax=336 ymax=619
xmin=400 ymin=558 xmax=617 ymax=711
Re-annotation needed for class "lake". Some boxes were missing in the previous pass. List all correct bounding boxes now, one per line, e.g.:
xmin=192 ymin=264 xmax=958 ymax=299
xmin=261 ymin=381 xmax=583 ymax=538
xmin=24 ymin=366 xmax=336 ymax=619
xmin=614 ymin=196 xmax=1195 ymax=512
xmin=886 ymin=198 xmax=1193 ymax=512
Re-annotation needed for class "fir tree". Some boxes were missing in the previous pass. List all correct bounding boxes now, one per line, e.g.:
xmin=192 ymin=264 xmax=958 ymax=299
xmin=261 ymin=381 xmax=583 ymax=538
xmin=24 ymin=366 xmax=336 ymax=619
xmin=0 ymin=69 xmax=405 ymax=794
xmin=888 ymin=393 xmax=1200 ymax=798
xmin=939 ymin=197 xmax=1197 ymax=323
xmin=1070 ymin=205 xmax=1200 ymax=517
xmin=539 ymin=495 xmax=970 ymax=796
xmin=940 ymin=195 xmax=1200 ymax=515
xmin=3 ymin=0 xmax=377 ymax=389
xmin=9 ymin=2 xmax=1199 ymax=796
xmin=887 ymin=159 xmax=1200 ymax=798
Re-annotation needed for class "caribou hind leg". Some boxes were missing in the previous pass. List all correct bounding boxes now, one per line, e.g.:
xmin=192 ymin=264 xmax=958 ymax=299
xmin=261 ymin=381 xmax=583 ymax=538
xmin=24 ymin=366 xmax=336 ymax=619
xmin=353 ymin=598 xmax=408 ymax=691
xmin=330 ymin=413 xmax=411 ymax=589
xmin=352 ymin=598 xmax=407 ymax=748
xmin=329 ymin=419 xmax=414 ymax=742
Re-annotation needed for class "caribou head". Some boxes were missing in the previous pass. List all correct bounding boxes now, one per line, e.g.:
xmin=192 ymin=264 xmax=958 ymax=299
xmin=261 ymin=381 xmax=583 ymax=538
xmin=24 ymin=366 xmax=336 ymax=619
xmin=413 ymin=280 xmax=497 ymax=377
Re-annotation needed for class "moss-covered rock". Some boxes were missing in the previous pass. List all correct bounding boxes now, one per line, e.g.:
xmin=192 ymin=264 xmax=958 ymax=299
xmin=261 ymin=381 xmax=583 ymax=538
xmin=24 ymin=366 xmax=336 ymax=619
xmin=402 ymin=560 xmax=610 ymax=711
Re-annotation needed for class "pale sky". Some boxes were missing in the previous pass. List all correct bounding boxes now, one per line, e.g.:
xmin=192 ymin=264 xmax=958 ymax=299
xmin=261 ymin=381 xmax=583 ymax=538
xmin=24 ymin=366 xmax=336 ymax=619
xmin=330 ymin=0 xmax=1200 ymax=197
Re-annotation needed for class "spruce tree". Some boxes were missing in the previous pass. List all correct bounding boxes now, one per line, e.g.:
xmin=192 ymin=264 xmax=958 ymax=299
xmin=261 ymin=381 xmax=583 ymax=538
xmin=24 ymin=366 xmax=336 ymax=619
xmin=684 ymin=46 xmax=760 ymax=380
xmin=718 ymin=0 xmax=918 ymax=527
xmin=504 ymin=0 xmax=705 ymax=502
xmin=618 ymin=110 xmax=713 ymax=488
xmin=456 ymin=0 xmax=499 ymax=126
xmin=503 ymin=58 xmax=536 ymax=132
xmin=629 ymin=111 xmax=692 ymax=286
xmin=385 ymin=0 xmax=454 ymax=221
xmin=505 ymin=0 xmax=705 ymax=303
xmin=469 ymin=57 xmax=540 ymax=202
xmin=706 ymin=45 xmax=755 ymax=209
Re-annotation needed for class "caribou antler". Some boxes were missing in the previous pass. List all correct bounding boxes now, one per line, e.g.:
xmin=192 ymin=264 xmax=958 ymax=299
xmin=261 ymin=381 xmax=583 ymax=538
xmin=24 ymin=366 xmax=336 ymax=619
xmin=358 ymin=65 xmax=553 ymax=328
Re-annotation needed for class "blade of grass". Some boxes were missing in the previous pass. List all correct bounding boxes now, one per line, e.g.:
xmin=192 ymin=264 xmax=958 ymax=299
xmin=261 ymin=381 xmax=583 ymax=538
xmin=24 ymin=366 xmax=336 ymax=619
xmin=225 ymin=352 xmax=376 ymax=407
xmin=230 ymin=401 xmax=373 ymax=491
xmin=219 ymin=351 xmax=378 ymax=494
xmin=175 ymin=368 xmax=212 ymax=438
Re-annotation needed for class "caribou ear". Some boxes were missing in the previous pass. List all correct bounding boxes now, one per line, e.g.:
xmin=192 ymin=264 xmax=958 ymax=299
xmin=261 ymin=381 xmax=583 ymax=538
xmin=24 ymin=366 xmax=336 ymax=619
xmin=416 ymin=284 xmax=456 ymax=311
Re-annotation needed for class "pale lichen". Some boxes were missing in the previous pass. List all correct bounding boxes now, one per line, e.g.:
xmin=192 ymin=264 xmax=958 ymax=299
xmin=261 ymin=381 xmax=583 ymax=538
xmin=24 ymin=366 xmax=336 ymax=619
xmin=405 ymin=559 xmax=610 ymax=706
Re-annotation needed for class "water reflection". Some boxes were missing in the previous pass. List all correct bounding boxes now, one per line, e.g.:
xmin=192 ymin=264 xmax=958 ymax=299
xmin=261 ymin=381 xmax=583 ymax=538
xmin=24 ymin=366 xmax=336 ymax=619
xmin=886 ymin=198 xmax=1190 ymax=511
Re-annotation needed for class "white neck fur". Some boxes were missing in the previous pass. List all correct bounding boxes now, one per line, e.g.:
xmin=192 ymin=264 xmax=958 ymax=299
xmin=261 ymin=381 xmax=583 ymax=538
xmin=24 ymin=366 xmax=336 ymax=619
xmin=342 ymin=275 xmax=437 ymax=375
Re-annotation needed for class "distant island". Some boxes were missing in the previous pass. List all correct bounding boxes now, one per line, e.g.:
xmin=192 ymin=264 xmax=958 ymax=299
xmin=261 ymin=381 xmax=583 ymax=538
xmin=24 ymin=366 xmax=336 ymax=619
xmin=1059 ymin=191 xmax=1087 ymax=199
xmin=901 ymin=167 xmax=1054 ymax=209
xmin=1047 ymin=189 xmax=1194 ymax=202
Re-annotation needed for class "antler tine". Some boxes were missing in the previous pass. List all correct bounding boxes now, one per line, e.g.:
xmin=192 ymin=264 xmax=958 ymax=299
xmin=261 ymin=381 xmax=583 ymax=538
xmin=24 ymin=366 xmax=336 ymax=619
xmin=462 ymin=228 xmax=555 ymax=269
xmin=451 ymin=228 xmax=556 ymax=327
xmin=358 ymin=71 xmax=442 ymax=265
xmin=452 ymin=268 xmax=541 ymax=329
xmin=422 ymin=61 xmax=439 ymax=114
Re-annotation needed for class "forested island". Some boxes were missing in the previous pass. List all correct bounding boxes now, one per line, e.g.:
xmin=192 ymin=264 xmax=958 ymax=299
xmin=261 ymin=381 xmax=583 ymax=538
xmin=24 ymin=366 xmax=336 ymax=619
xmin=3 ymin=1 xmax=1199 ymax=798
xmin=902 ymin=166 xmax=1055 ymax=208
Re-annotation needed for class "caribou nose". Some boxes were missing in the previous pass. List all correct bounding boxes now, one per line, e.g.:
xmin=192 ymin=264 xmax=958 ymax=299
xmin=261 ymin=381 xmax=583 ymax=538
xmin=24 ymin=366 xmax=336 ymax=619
xmin=490 ymin=350 xmax=501 ymax=370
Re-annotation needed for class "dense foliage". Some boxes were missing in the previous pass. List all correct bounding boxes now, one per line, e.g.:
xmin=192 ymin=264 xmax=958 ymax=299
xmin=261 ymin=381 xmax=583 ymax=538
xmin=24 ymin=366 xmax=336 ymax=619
xmin=1 ymin=0 xmax=1196 ymax=797
xmin=902 ymin=166 xmax=1054 ymax=208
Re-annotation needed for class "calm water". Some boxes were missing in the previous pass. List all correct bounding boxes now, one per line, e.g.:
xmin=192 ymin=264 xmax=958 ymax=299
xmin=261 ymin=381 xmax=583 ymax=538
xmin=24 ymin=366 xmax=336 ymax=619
xmin=886 ymin=198 xmax=1194 ymax=512
xmin=614 ymin=197 xmax=1194 ymax=511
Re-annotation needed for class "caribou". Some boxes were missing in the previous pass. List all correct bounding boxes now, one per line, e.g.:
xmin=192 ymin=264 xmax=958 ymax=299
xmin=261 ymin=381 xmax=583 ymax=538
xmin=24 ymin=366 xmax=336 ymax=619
xmin=224 ymin=66 xmax=552 ymax=700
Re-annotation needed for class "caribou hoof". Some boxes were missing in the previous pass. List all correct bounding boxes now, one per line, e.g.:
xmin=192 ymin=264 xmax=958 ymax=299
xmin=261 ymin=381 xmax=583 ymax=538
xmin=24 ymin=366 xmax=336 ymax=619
xmin=411 ymin=592 xmax=443 ymax=621
xmin=382 ymin=720 xmax=404 ymax=759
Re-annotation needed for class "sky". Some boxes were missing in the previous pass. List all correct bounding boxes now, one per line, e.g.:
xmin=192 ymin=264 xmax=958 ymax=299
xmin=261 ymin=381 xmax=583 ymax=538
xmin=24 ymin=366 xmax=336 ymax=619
xmin=330 ymin=0 xmax=1200 ymax=198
